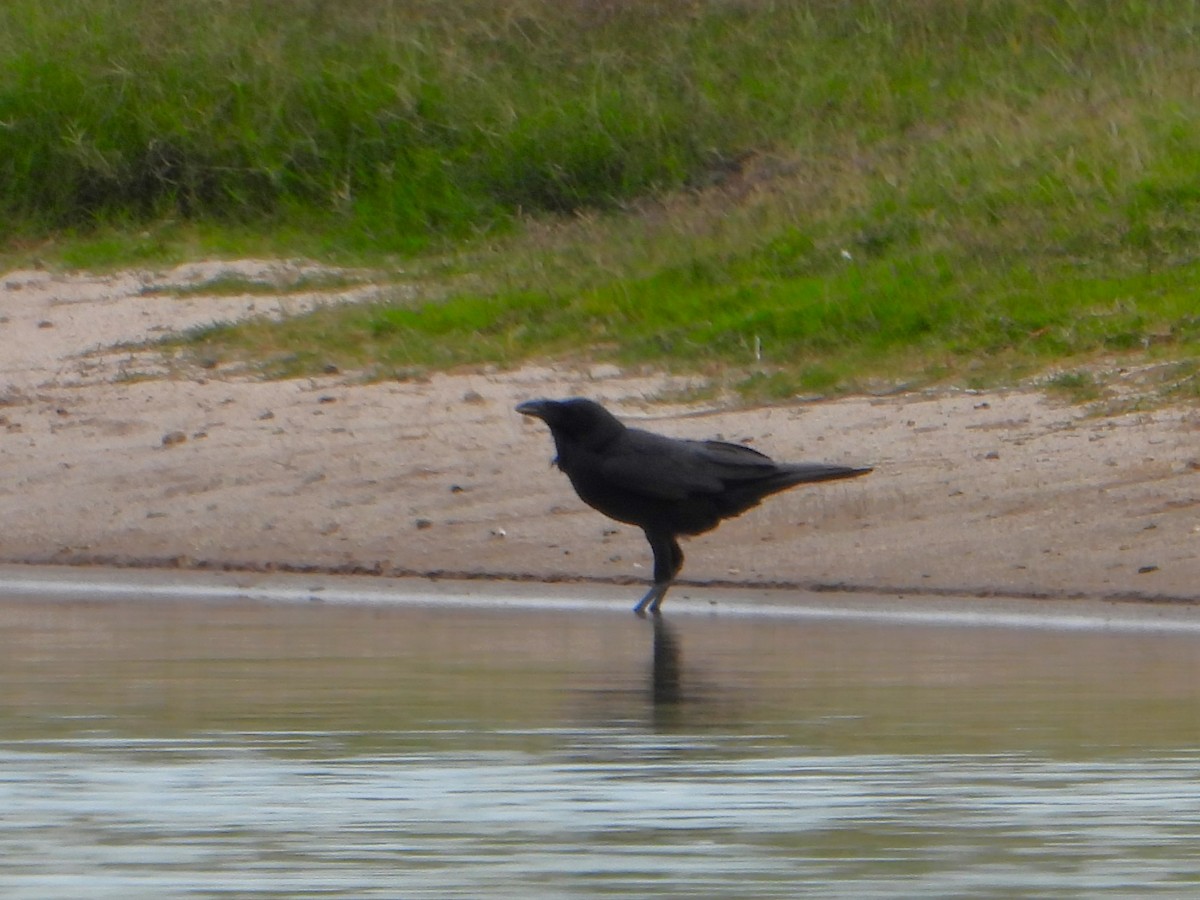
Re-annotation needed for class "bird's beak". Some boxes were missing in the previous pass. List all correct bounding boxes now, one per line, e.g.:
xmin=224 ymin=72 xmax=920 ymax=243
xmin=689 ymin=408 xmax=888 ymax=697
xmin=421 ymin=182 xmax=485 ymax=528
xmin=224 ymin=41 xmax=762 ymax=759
xmin=516 ymin=399 xmax=551 ymax=420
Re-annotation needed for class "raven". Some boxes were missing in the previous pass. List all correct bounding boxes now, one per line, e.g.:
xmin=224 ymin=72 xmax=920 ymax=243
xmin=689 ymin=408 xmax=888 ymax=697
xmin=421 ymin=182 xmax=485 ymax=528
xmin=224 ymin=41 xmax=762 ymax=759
xmin=516 ymin=397 xmax=871 ymax=614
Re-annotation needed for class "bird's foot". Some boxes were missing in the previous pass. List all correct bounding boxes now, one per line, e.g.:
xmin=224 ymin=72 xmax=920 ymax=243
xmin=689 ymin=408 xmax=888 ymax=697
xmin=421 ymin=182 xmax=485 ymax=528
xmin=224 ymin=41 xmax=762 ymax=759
xmin=633 ymin=583 xmax=669 ymax=616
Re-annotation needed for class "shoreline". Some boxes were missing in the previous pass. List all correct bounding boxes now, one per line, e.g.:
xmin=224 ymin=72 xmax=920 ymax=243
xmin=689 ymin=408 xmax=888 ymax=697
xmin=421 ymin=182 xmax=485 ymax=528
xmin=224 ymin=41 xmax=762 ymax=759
xmin=1 ymin=555 xmax=1197 ymax=608
xmin=4 ymin=563 xmax=1199 ymax=633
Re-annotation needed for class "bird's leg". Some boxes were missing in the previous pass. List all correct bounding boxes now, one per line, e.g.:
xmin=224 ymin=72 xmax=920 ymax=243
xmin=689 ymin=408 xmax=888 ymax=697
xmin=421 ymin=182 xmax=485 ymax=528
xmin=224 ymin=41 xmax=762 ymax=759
xmin=634 ymin=583 xmax=667 ymax=617
xmin=634 ymin=532 xmax=684 ymax=615
xmin=648 ymin=537 xmax=684 ymax=614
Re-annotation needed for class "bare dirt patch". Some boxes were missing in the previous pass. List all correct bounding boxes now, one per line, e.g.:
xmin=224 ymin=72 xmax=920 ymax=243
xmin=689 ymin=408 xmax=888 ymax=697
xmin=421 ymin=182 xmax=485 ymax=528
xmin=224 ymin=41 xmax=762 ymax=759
xmin=2 ymin=263 xmax=1198 ymax=604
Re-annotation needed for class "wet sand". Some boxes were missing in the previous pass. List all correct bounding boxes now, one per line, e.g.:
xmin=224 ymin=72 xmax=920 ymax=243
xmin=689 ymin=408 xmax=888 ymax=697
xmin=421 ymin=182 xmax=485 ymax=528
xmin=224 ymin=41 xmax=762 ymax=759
xmin=5 ymin=563 xmax=1200 ymax=631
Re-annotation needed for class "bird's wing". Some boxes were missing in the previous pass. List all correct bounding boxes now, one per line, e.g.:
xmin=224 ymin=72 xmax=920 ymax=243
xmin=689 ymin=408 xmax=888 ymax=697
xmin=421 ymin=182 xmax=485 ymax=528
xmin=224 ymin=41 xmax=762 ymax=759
xmin=598 ymin=431 xmax=775 ymax=500
xmin=693 ymin=439 xmax=776 ymax=465
xmin=692 ymin=441 xmax=864 ymax=483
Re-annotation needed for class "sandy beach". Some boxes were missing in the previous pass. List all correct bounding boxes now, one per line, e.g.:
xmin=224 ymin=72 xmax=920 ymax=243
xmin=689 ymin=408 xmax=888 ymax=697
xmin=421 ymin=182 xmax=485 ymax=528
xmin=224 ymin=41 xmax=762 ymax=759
xmin=2 ymin=261 xmax=1198 ymax=604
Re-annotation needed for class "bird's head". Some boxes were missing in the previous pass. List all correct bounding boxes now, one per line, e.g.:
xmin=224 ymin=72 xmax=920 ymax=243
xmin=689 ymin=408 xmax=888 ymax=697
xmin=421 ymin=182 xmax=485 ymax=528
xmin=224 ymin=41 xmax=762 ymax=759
xmin=516 ymin=397 xmax=626 ymax=449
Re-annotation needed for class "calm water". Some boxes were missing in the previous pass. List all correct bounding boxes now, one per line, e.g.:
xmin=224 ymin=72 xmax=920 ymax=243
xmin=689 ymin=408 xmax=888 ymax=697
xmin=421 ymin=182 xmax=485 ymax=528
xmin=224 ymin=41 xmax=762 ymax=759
xmin=3 ymin=581 xmax=1200 ymax=898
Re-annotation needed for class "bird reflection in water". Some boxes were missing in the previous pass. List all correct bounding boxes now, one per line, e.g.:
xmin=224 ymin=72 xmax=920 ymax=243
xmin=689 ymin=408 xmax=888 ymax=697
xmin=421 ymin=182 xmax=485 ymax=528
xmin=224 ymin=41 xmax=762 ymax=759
xmin=650 ymin=614 xmax=683 ymax=707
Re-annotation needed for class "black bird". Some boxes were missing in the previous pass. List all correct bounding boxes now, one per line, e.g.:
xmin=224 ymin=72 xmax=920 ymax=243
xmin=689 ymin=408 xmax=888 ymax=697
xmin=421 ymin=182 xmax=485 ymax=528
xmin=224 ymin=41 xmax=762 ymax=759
xmin=516 ymin=397 xmax=872 ymax=614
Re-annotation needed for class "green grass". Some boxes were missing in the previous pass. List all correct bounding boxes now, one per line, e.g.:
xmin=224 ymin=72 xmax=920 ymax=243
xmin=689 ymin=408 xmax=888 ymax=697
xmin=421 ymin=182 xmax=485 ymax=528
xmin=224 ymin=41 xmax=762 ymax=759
xmin=180 ymin=249 xmax=1200 ymax=393
xmin=0 ymin=0 xmax=748 ymax=248
xmin=8 ymin=1 xmax=1200 ymax=396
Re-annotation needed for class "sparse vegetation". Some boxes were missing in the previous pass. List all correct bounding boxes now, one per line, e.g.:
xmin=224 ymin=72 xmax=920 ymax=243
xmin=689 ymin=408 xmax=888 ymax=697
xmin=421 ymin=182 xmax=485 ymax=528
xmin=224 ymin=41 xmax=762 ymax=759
xmin=141 ymin=271 xmax=374 ymax=298
xmin=1043 ymin=370 xmax=1105 ymax=404
xmin=6 ymin=1 xmax=1200 ymax=395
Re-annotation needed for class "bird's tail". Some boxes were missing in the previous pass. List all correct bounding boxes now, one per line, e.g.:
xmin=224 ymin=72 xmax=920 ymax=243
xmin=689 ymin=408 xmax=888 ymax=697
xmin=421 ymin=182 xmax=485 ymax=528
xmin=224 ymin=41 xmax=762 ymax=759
xmin=741 ymin=463 xmax=872 ymax=505
xmin=718 ymin=462 xmax=872 ymax=516
xmin=776 ymin=462 xmax=873 ymax=488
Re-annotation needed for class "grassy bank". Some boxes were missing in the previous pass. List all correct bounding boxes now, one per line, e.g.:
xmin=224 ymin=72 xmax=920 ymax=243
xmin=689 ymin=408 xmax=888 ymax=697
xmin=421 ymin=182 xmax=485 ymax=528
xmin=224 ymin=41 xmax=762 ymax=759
xmin=7 ymin=1 xmax=1200 ymax=395
xmin=1 ymin=0 xmax=778 ymax=250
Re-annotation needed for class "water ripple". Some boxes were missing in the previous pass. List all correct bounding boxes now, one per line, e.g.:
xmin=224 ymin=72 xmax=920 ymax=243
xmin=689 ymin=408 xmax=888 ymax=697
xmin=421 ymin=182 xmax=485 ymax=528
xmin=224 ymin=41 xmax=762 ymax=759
xmin=3 ymin=736 xmax=1200 ymax=898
